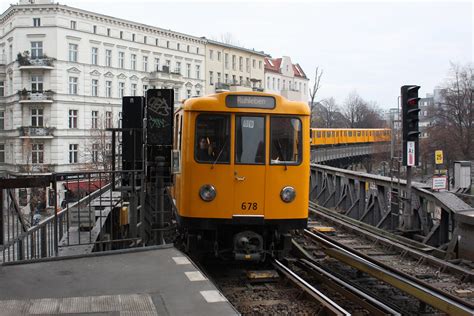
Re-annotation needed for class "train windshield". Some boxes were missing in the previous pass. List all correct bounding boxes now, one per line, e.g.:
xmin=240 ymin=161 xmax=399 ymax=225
xmin=235 ymin=116 xmax=265 ymax=164
xmin=195 ymin=114 xmax=230 ymax=163
xmin=270 ymin=117 xmax=302 ymax=165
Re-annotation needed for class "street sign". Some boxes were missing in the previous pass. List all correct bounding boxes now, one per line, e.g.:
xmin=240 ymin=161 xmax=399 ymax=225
xmin=432 ymin=176 xmax=447 ymax=190
xmin=407 ymin=141 xmax=415 ymax=166
xmin=435 ymin=150 xmax=443 ymax=165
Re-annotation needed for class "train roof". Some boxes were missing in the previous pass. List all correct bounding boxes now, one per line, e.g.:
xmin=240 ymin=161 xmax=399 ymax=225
xmin=181 ymin=91 xmax=310 ymax=115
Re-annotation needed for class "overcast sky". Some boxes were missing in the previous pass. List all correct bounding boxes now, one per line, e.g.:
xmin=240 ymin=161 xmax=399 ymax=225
xmin=1 ymin=0 xmax=472 ymax=109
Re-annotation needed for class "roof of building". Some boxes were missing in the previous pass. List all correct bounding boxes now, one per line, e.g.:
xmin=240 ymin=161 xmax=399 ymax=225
xmin=205 ymin=39 xmax=268 ymax=57
xmin=264 ymin=57 xmax=308 ymax=79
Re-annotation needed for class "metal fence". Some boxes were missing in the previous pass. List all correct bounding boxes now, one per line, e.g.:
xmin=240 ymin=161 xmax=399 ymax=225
xmin=1 ymin=170 xmax=145 ymax=264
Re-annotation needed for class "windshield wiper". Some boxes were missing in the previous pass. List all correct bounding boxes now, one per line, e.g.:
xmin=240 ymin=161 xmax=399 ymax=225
xmin=211 ymin=139 xmax=228 ymax=169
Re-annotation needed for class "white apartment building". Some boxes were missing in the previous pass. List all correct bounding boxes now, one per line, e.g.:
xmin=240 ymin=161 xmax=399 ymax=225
xmin=205 ymin=39 xmax=266 ymax=93
xmin=0 ymin=0 xmax=206 ymax=176
xmin=264 ymin=56 xmax=309 ymax=102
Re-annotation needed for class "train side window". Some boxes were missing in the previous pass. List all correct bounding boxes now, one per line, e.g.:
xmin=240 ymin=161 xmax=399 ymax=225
xmin=348 ymin=131 xmax=352 ymax=137
xmin=317 ymin=131 xmax=321 ymax=138
xmin=195 ymin=114 xmax=230 ymax=163
xmin=357 ymin=131 xmax=361 ymax=136
xmin=235 ymin=115 xmax=265 ymax=164
xmin=270 ymin=117 xmax=302 ymax=165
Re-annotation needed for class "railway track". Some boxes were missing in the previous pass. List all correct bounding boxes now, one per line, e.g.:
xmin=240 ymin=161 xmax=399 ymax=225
xmin=307 ymin=203 xmax=474 ymax=315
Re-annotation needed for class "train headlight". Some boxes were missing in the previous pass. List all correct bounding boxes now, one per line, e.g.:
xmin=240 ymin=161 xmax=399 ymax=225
xmin=280 ymin=186 xmax=296 ymax=203
xmin=199 ymin=184 xmax=216 ymax=202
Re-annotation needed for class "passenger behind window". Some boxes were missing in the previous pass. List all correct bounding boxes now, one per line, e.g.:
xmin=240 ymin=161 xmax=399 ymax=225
xmin=197 ymin=137 xmax=213 ymax=161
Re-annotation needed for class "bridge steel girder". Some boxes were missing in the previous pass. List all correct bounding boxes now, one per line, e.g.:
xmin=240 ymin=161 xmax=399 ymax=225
xmin=309 ymin=164 xmax=473 ymax=259
xmin=311 ymin=143 xmax=390 ymax=167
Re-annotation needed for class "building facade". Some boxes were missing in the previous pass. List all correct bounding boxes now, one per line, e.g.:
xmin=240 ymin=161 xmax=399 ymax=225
xmin=0 ymin=0 xmax=206 ymax=176
xmin=205 ymin=39 xmax=266 ymax=93
xmin=264 ymin=56 xmax=309 ymax=102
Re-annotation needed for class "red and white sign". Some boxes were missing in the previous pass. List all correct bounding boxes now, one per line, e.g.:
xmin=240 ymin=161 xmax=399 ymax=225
xmin=407 ymin=141 xmax=415 ymax=166
xmin=432 ymin=176 xmax=447 ymax=190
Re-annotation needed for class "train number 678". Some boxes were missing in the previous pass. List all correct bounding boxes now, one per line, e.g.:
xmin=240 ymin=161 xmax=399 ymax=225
xmin=241 ymin=202 xmax=257 ymax=210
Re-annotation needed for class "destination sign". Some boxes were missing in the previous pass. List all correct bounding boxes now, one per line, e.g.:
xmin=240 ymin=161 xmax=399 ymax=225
xmin=226 ymin=95 xmax=275 ymax=109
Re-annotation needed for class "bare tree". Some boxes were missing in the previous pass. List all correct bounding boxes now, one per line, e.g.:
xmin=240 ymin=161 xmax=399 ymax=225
xmin=429 ymin=63 xmax=474 ymax=160
xmin=320 ymin=97 xmax=339 ymax=128
xmin=309 ymin=67 xmax=323 ymax=124
xmin=342 ymin=92 xmax=384 ymax=128
xmin=212 ymin=33 xmax=242 ymax=46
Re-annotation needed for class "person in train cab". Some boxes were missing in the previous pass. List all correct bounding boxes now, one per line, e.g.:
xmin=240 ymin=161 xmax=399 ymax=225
xmin=197 ymin=137 xmax=213 ymax=161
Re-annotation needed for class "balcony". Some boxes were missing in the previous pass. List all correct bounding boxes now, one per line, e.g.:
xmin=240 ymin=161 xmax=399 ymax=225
xmin=19 ymin=126 xmax=55 ymax=139
xmin=18 ymin=90 xmax=54 ymax=104
xmin=148 ymin=66 xmax=184 ymax=86
xmin=17 ymin=53 xmax=54 ymax=70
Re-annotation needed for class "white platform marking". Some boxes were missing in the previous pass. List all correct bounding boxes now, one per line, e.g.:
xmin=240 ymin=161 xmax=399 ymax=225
xmin=185 ymin=271 xmax=207 ymax=281
xmin=172 ymin=256 xmax=191 ymax=265
xmin=200 ymin=290 xmax=228 ymax=303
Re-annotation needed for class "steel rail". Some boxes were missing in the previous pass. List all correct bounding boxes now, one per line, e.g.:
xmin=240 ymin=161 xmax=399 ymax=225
xmin=272 ymin=259 xmax=350 ymax=316
xmin=309 ymin=203 xmax=474 ymax=281
xmin=304 ymin=229 xmax=474 ymax=316
xmin=292 ymin=239 xmax=401 ymax=316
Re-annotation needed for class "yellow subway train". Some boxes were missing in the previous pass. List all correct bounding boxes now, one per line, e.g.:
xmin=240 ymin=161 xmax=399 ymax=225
xmin=311 ymin=128 xmax=391 ymax=146
xmin=172 ymin=91 xmax=310 ymax=261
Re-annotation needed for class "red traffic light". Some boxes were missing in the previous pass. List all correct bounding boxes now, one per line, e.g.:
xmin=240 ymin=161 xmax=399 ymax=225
xmin=407 ymin=98 xmax=419 ymax=106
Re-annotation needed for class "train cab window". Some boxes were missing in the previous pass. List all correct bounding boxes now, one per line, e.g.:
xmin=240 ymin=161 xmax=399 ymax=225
xmin=270 ymin=117 xmax=302 ymax=165
xmin=195 ymin=114 xmax=230 ymax=163
xmin=235 ymin=116 xmax=265 ymax=164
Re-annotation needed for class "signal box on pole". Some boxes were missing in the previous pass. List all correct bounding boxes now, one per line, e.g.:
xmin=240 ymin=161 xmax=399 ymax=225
xmin=401 ymin=85 xmax=420 ymax=166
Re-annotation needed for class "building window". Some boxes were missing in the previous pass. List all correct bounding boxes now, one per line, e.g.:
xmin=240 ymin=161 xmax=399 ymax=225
xmin=217 ymin=72 xmax=221 ymax=83
xmin=224 ymin=73 xmax=229 ymax=83
xmin=217 ymin=51 xmax=221 ymax=61
xmin=107 ymin=28 xmax=111 ymax=36
xmin=252 ymin=59 xmax=256 ymax=68
xmin=246 ymin=58 xmax=250 ymax=72
xmin=106 ymin=81 xmax=112 ymax=98
xmin=0 ymin=111 xmax=4 ymax=129
xmin=187 ymin=89 xmax=191 ymax=99
xmin=32 ymin=144 xmax=44 ymax=164
xmin=175 ymin=61 xmax=181 ymax=74
xmin=177 ymin=43 xmax=180 ymax=50
xmin=93 ymin=25 xmax=97 ymax=34
xmin=68 ymin=77 xmax=78 ymax=95
xmin=239 ymin=57 xmax=243 ymax=71
xmin=144 ymin=36 xmax=147 ymax=44
xmin=259 ymin=60 xmax=262 ymax=69
xmin=0 ymin=144 xmax=4 ymax=163
xmin=31 ymin=41 xmax=43 ymax=59
xmin=119 ymin=82 xmax=125 ymax=98
xmin=174 ymin=88 xmax=179 ymax=102
xmin=155 ymin=38 xmax=159 ymax=46
xmin=196 ymin=47 xmax=199 ymax=54
xmin=69 ymin=110 xmax=78 ymax=128
xmin=92 ymin=143 xmax=99 ymax=163
xmin=225 ymin=53 xmax=229 ymax=69
xmin=0 ymin=81 xmax=4 ymax=96
xmin=92 ymin=111 xmax=98 ymax=129
xmin=91 ymin=47 xmax=98 ymax=65
xmin=91 ymin=79 xmax=98 ymax=96
xmin=120 ymin=31 xmax=123 ymax=39
xmin=119 ymin=51 xmax=124 ymax=68
xmin=105 ymin=49 xmax=112 ymax=67
xmin=131 ymin=54 xmax=136 ymax=70
xmin=195 ymin=65 xmax=200 ymax=79
xmin=196 ymin=90 xmax=200 ymax=96
xmin=69 ymin=43 xmax=78 ymax=62
xmin=143 ymin=85 xmax=148 ymax=96
xmin=154 ymin=58 xmax=160 ymax=71
xmin=131 ymin=83 xmax=137 ymax=96
xmin=232 ymin=55 xmax=236 ymax=70
xmin=118 ymin=112 xmax=122 ymax=128
xmin=70 ymin=20 xmax=76 ymax=30
xmin=132 ymin=33 xmax=136 ymax=41
xmin=209 ymin=50 xmax=213 ymax=60
xmin=209 ymin=71 xmax=213 ymax=85
xmin=31 ymin=75 xmax=43 ymax=92
xmin=186 ymin=63 xmax=191 ymax=77
xmin=143 ymin=56 xmax=148 ymax=72
xmin=105 ymin=111 xmax=112 ymax=128
xmin=166 ymin=41 xmax=170 ymax=48
xmin=33 ymin=18 xmax=41 ymax=27
xmin=232 ymin=75 xmax=236 ymax=84
xmin=31 ymin=108 xmax=43 ymax=127
xmin=69 ymin=144 xmax=78 ymax=163
xmin=187 ymin=45 xmax=190 ymax=52
xmin=267 ymin=77 xmax=270 ymax=89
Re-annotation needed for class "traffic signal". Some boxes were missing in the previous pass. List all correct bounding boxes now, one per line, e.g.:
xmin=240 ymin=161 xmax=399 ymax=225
xmin=401 ymin=85 xmax=420 ymax=166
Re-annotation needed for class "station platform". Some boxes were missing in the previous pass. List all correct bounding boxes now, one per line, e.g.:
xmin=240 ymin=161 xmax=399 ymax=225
xmin=0 ymin=245 xmax=239 ymax=315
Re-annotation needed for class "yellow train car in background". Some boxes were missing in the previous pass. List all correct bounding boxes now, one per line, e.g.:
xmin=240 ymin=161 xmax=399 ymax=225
xmin=311 ymin=128 xmax=391 ymax=146
xmin=172 ymin=92 xmax=310 ymax=261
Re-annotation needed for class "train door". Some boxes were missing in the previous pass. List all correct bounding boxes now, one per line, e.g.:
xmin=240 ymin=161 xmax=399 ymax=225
xmin=233 ymin=115 xmax=266 ymax=218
